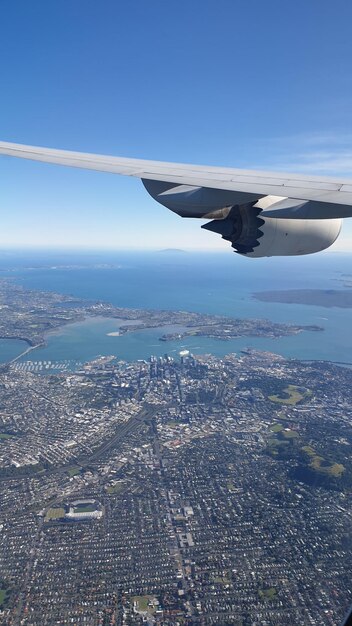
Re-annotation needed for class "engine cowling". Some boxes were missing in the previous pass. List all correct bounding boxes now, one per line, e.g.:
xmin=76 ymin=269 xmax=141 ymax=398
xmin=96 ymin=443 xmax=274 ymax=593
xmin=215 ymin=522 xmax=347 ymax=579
xmin=243 ymin=214 xmax=341 ymax=257
xmin=202 ymin=205 xmax=342 ymax=257
xmin=142 ymin=179 xmax=342 ymax=257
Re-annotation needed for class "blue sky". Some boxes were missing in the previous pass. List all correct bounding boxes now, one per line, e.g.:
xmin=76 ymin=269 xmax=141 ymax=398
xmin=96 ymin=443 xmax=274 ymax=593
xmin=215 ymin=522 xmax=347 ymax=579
xmin=1 ymin=0 xmax=352 ymax=250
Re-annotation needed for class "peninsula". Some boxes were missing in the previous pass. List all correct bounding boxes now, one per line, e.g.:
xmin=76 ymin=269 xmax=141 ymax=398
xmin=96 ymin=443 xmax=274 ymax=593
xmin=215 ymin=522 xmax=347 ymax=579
xmin=0 ymin=279 xmax=323 ymax=361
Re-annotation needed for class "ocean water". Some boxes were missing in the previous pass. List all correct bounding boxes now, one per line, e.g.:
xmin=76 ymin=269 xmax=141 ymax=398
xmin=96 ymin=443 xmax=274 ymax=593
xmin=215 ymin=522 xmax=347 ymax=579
xmin=0 ymin=249 xmax=351 ymax=365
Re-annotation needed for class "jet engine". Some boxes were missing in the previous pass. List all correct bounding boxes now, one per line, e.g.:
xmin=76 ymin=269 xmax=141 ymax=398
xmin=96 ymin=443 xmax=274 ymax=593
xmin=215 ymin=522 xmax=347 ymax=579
xmin=142 ymin=179 xmax=342 ymax=257
xmin=202 ymin=205 xmax=342 ymax=257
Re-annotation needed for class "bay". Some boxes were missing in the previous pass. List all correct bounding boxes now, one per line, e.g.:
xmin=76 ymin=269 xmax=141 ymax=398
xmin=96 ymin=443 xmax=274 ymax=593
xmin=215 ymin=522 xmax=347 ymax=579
xmin=1 ymin=250 xmax=352 ymax=366
xmin=0 ymin=338 xmax=29 ymax=363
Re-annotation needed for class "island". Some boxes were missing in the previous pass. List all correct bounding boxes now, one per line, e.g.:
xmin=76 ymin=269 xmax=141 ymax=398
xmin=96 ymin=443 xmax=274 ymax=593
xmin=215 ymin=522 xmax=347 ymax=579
xmin=253 ymin=289 xmax=352 ymax=308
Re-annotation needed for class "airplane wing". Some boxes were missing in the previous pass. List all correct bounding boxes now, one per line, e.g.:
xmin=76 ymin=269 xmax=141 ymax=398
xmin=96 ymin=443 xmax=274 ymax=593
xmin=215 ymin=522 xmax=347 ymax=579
xmin=1 ymin=140 xmax=352 ymax=211
xmin=1 ymin=140 xmax=352 ymax=257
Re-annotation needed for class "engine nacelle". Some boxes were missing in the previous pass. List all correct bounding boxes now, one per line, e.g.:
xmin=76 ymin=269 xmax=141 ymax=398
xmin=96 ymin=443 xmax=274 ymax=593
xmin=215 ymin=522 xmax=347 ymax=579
xmin=202 ymin=205 xmax=342 ymax=257
xmin=142 ymin=179 xmax=342 ymax=257
xmin=244 ymin=215 xmax=341 ymax=257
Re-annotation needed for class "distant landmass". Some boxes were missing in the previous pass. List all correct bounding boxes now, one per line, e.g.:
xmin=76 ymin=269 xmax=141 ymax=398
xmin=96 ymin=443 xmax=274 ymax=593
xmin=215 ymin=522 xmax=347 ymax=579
xmin=159 ymin=248 xmax=187 ymax=253
xmin=253 ymin=289 xmax=352 ymax=308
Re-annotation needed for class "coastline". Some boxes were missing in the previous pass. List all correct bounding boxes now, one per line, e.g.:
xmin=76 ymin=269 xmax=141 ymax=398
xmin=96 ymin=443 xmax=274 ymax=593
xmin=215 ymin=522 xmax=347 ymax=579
xmin=1 ymin=315 xmax=144 ymax=366
xmin=2 ymin=308 xmax=320 ymax=368
xmin=2 ymin=267 xmax=352 ymax=368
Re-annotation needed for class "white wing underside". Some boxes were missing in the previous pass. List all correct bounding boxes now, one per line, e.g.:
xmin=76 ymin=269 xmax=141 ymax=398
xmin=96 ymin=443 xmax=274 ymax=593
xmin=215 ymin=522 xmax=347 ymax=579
xmin=1 ymin=141 xmax=352 ymax=217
